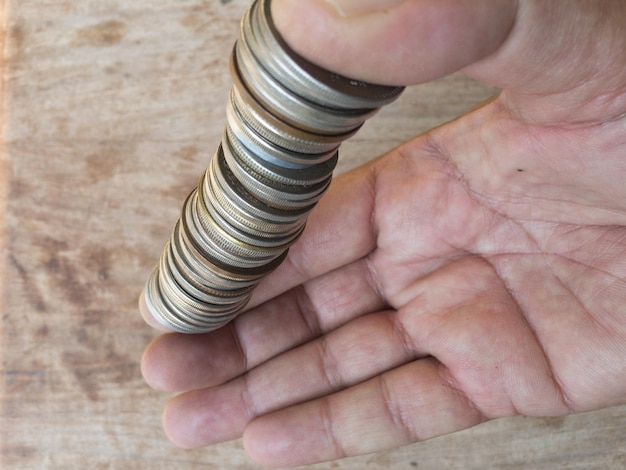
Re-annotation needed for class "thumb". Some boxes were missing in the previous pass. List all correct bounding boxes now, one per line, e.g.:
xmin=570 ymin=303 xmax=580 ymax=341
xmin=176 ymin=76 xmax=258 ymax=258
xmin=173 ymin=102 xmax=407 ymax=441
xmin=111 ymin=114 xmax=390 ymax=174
xmin=271 ymin=0 xmax=517 ymax=86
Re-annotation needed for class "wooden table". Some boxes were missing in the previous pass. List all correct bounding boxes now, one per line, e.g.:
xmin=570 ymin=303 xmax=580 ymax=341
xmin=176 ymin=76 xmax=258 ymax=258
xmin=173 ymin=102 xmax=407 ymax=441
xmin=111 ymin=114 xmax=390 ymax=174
xmin=1 ymin=1 xmax=624 ymax=468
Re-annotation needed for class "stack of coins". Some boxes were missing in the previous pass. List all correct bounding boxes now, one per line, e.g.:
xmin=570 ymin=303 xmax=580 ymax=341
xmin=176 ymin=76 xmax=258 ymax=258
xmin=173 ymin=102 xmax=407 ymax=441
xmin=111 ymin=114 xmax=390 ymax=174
xmin=142 ymin=0 xmax=403 ymax=333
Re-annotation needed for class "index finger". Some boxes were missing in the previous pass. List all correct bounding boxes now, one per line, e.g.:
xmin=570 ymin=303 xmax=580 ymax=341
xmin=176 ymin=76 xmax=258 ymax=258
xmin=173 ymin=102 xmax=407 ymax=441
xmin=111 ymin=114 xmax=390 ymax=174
xmin=246 ymin=162 xmax=378 ymax=309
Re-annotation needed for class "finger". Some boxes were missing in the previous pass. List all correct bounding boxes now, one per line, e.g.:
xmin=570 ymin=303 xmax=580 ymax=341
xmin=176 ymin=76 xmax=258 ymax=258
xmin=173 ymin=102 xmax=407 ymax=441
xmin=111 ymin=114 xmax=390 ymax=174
xmin=141 ymin=257 xmax=386 ymax=392
xmin=246 ymin=160 xmax=379 ymax=309
xmin=138 ymin=290 xmax=170 ymax=332
xmin=161 ymin=309 xmax=421 ymax=449
xmin=273 ymin=0 xmax=626 ymax=121
xmin=243 ymin=358 xmax=484 ymax=467
xmin=271 ymin=0 xmax=517 ymax=85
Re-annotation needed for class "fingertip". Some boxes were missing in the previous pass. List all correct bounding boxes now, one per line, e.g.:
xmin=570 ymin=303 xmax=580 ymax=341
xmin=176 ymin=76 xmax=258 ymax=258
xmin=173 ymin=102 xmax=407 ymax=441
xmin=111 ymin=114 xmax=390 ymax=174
xmin=139 ymin=336 xmax=158 ymax=389
xmin=243 ymin=407 xmax=334 ymax=468
xmin=243 ymin=417 xmax=293 ymax=468
xmin=140 ymin=334 xmax=179 ymax=392
xmin=140 ymin=333 xmax=209 ymax=393
xmin=162 ymin=396 xmax=203 ymax=450
xmin=138 ymin=288 xmax=171 ymax=332
xmin=163 ymin=386 xmax=253 ymax=450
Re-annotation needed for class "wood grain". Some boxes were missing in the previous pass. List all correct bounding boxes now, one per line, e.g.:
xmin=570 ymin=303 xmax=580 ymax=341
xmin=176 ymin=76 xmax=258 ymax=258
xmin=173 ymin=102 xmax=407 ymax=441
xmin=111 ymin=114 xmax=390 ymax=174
xmin=1 ymin=1 xmax=625 ymax=469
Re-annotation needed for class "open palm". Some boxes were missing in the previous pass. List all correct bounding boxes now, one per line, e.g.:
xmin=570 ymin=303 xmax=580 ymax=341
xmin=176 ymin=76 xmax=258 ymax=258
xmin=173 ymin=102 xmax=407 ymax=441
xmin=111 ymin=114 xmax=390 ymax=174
xmin=141 ymin=0 xmax=626 ymax=466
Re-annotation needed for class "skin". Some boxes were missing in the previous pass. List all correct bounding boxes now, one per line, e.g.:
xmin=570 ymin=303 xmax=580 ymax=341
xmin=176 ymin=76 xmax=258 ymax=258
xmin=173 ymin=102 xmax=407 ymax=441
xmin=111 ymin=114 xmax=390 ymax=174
xmin=140 ymin=0 xmax=626 ymax=467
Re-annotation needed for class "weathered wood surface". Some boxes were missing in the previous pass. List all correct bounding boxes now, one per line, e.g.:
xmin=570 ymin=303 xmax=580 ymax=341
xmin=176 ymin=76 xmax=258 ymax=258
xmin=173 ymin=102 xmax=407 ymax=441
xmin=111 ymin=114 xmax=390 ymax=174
xmin=1 ymin=1 xmax=624 ymax=468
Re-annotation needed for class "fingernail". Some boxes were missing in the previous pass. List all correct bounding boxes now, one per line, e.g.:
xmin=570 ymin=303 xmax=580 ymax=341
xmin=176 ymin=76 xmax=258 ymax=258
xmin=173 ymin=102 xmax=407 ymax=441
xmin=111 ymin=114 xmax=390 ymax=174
xmin=326 ymin=0 xmax=406 ymax=17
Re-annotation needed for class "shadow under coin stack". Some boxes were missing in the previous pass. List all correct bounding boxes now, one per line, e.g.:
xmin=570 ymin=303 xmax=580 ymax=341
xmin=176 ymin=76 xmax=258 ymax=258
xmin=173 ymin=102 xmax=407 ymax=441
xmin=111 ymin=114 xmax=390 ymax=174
xmin=142 ymin=0 xmax=403 ymax=333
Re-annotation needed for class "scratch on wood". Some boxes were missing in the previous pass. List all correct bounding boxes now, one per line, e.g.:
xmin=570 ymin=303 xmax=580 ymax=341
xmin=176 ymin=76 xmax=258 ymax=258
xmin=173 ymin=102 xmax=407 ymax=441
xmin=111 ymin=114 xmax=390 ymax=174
xmin=8 ymin=254 xmax=47 ymax=312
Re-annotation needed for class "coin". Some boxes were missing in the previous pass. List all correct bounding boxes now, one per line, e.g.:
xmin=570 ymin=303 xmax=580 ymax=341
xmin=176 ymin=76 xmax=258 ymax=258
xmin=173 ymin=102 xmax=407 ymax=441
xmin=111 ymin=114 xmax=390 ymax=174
xmin=142 ymin=0 xmax=404 ymax=333
xmin=252 ymin=0 xmax=403 ymax=109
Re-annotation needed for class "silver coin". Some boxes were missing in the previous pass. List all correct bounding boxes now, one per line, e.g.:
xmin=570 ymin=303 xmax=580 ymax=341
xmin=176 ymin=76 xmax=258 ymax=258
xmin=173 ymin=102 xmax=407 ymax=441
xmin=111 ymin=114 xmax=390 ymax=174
xmin=226 ymin=95 xmax=337 ymax=171
xmin=222 ymin=133 xmax=332 ymax=209
xmin=179 ymin=205 xmax=286 ymax=281
xmin=225 ymin=123 xmax=338 ymax=187
xmin=165 ymin=242 xmax=252 ymax=305
xmin=206 ymin=164 xmax=305 ymax=237
xmin=236 ymin=22 xmax=371 ymax=134
xmin=210 ymin=146 xmax=314 ymax=227
xmin=145 ymin=268 xmax=225 ymax=334
xmin=189 ymin=191 xmax=284 ymax=268
xmin=251 ymin=0 xmax=404 ymax=109
xmin=201 ymin=175 xmax=305 ymax=249
xmin=196 ymin=173 xmax=301 ymax=254
xmin=230 ymin=55 xmax=356 ymax=154
xmin=143 ymin=0 xmax=403 ymax=333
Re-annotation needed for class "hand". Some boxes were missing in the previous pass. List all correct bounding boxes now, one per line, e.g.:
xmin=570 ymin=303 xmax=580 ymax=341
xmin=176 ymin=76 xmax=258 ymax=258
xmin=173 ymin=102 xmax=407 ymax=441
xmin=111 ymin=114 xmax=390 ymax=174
xmin=140 ymin=0 xmax=626 ymax=466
